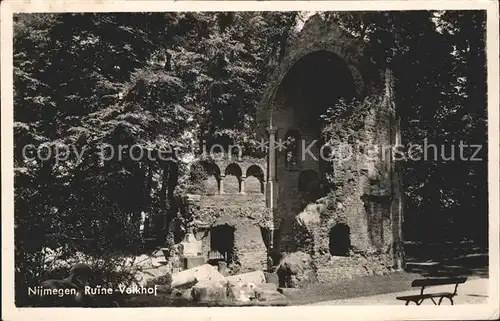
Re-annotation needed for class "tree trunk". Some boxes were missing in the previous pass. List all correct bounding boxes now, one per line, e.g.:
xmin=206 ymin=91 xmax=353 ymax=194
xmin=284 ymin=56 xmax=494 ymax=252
xmin=157 ymin=162 xmax=170 ymax=242
xmin=164 ymin=162 xmax=179 ymax=247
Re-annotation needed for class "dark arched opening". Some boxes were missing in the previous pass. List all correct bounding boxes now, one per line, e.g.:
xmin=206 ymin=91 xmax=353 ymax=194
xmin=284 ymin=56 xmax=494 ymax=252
xmin=209 ymin=224 xmax=235 ymax=264
xmin=298 ymin=169 xmax=320 ymax=192
xmin=245 ymin=165 xmax=265 ymax=194
xmin=329 ymin=223 xmax=351 ymax=256
xmin=202 ymin=162 xmax=221 ymax=195
xmin=224 ymin=163 xmax=242 ymax=193
xmin=276 ymin=50 xmax=357 ymax=136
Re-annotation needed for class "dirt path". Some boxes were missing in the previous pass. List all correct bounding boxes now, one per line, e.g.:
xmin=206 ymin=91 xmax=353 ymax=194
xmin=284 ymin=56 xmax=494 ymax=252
xmin=307 ymin=278 xmax=489 ymax=305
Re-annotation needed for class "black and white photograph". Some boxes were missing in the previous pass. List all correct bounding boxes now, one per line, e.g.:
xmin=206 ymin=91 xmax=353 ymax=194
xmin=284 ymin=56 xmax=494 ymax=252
xmin=1 ymin=1 xmax=499 ymax=320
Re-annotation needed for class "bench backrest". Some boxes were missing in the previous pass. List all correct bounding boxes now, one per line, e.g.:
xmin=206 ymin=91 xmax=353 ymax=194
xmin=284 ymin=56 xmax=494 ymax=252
xmin=412 ymin=277 xmax=467 ymax=288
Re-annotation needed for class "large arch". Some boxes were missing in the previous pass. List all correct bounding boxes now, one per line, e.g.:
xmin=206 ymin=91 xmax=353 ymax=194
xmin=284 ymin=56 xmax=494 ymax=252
xmin=274 ymin=50 xmax=357 ymax=134
xmin=272 ymin=50 xmax=357 ymax=183
xmin=255 ymin=16 xmax=365 ymax=132
xmin=268 ymin=48 xmax=358 ymax=253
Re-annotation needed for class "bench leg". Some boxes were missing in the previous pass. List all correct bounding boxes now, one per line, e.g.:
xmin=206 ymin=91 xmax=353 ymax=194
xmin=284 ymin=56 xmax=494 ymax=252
xmin=430 ymin=298 xmax=437 ymax=305
xmin=438 ymin=296 xmax=454 ymax=305
xmin=405 ymin=300 xmax=420 ymax=306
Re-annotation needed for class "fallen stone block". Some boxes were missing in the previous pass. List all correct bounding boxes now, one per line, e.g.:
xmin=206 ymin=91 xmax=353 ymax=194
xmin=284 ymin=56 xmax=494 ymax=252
xmin=276 ymin=252 xmax=317 ymax=288
xmin=171 ymin=264 xmax=226 ymax=288
xmin=183 ymin=255 xmax=206 ymax=269
xmin=255 ymin=289 xmax=287 ymax=302
xmin=171 ymin=271 xmax=196 ymax=288
xmin=264 ymin=272 xmax=279 ymax=286
xmin=255 ymin=283 xmax=278 ymax=292
xmin=171 ymin=288 xmax=193 ymax=301
xmin=225 ymin=270 xmax=266 ymax=286
xmin=226 ymin=282 xmax=257 ymax=302
xmin=191 ymin=280 xmax=226 ymax=302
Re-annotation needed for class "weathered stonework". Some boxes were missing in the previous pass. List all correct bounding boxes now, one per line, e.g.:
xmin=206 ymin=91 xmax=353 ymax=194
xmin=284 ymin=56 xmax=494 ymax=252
xmin=187 ymin=155 xmax=270 ymax=272
xmin=185 ymin=15 xmax=404 ymax=282
xmin=256 ymin=15 xmax=404 ymax=281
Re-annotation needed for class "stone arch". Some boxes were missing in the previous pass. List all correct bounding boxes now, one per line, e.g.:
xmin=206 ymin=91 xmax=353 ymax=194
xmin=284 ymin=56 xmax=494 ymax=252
xmin=202 ymin=162 xmax=221 ymax=195
xmin=245 ymin=165 xmax=265 ymax=194
xmin=268 ymin=50 xmax=356 ymax=206
xmin=274 ymin=54 xmax=361 ymax=106
xmin=255 ymin=16 xmax=365 ymax=133
xmin=275 ymin=50 xmax=357 ymax=132
xmin=224 ymin=163 xmax=242 ymax=193
xmin=283 ymin=129 xmax=301 ymax=169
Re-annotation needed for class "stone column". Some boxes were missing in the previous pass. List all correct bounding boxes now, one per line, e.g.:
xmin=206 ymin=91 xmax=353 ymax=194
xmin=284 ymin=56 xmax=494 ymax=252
xmin=219 ymin=174 xmax=225 ymax=194
xmin=240 ymin=176 xmax=246 ymax=194
xmin=266 ymin=126 xmax=279 ymax=253
xmin=267 ymin=219 xmax=276 ymax=269
xmin=267 ymin=126 xmax=278 ymax=183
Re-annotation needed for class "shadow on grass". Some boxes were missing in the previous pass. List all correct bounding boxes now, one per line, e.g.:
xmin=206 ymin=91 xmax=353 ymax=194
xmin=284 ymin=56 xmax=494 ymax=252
xmin=403 ymin=241 xmax=489 ymax=278
xmin=283 ymin=271 xmax=422 ymax=305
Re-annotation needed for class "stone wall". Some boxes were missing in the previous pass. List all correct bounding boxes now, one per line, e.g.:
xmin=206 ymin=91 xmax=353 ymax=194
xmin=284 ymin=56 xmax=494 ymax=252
xmin=191 ymin=194 xmax=268 ymax=272
xmin=271 ymin=71 xmax=402 ymax=279
xmin=256 ymin=14 xmax=404 ymax=281
xmin=185 ymin=15 xmax=404 ymax=280
xmin=190 ymin=155 xmax=270 ymax=272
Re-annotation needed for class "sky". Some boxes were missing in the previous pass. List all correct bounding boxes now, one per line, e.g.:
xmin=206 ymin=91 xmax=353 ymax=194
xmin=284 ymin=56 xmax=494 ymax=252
xmin=295 ymin=11 xmax=317 ymax=32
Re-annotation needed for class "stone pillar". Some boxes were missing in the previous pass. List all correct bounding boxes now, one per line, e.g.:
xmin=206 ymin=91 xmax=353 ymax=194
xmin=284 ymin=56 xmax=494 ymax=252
xmin=219 ymin=174 xmax=225 ymax=194
xmin=240 ymin=176 xmax=246 ymax=194
xmin=266 ymin=126 xmax=279 ymax=253
xmin=267 ymin=126 xmax=278 ymax=183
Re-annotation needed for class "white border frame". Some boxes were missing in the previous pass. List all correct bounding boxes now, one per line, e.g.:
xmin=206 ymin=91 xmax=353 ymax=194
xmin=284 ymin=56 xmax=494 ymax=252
xmin=1 ymin=1 xmax=499 ymax=320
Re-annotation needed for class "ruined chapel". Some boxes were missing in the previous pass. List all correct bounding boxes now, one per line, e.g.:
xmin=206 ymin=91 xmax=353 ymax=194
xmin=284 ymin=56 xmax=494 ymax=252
xmin=186 ymin=15 xmax=404 ymax=282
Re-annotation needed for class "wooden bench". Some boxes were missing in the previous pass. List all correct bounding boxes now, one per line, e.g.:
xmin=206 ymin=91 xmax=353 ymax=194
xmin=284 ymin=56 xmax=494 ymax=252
xmin=396 ymin=277 xmax=467 ymax=305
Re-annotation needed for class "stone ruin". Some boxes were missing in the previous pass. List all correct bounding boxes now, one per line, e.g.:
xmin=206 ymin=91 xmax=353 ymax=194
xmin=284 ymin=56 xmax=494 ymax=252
xmin=256 ymin=14 xmax=404 ymax=282
xmin=182 ymin=156 xmax=270 ymax=273
xmin=169 ymin=14 xmax=404 ymax=288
